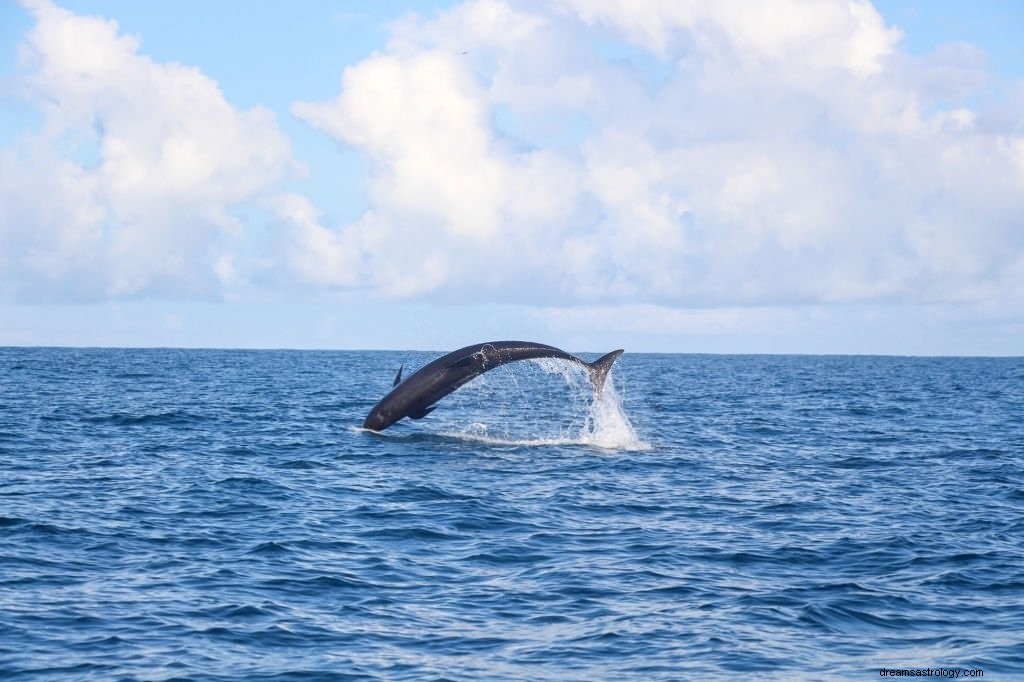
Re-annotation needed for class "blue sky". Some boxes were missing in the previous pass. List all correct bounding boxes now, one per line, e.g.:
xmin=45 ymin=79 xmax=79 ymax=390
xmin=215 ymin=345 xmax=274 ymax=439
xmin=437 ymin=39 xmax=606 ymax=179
xmin=1 ymin=0 xmax=1022 ymax=354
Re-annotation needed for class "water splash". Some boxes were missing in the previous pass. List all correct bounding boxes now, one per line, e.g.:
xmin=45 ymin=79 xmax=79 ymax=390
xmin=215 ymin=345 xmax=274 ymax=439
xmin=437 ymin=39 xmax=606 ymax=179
xmin=442 ymin=358 xmax=650 ymax=452
xmin=580 ymin=372 xmax=649 ymax=451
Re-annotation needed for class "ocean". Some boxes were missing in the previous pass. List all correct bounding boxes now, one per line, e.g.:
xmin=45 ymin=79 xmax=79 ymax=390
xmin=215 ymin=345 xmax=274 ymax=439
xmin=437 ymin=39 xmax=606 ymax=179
xmin=1 ymin=347 xmax=1022 ymax=680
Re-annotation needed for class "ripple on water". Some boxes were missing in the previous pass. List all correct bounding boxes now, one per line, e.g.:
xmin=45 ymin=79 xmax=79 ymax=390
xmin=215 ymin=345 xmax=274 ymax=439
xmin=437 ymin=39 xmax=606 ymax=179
xmin=1 ymin=348 xmax=1022 ymax=679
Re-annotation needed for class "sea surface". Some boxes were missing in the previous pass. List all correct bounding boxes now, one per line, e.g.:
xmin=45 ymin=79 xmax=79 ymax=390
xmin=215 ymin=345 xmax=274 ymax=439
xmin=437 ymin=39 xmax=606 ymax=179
xmin=1 ymin=347 xmax=1022 ymax=680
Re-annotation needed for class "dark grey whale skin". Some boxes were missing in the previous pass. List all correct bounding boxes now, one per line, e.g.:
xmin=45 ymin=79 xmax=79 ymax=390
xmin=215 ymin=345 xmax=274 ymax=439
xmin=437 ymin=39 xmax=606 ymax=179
xmin=362 ymin=341 xmax=624 ymax=432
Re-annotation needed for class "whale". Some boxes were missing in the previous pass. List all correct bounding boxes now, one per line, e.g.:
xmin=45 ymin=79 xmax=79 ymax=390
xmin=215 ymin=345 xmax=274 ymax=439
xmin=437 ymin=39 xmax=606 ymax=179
xmin=362 ymin=341 xmax=624 ymax=432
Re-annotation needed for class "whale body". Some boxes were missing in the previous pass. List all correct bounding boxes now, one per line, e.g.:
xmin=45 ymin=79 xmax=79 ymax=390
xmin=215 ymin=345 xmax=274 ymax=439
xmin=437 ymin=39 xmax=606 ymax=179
xmin=362 ymin=341 xmax=624 ymax=432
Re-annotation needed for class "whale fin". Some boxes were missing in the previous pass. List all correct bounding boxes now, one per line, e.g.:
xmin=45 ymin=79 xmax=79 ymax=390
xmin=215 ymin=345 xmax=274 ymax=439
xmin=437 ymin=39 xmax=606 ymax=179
xmin=585 ymin=349 xmax=624 ymax=399
xmin=408 ymin=405 xmax=436 ymax=420
xmin=393 ymin=364 xmax=404 ymax=387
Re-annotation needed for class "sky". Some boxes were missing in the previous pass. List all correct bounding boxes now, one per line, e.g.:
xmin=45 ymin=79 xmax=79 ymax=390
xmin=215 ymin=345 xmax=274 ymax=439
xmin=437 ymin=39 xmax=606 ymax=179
xmin=1 ymin=0 xmax=1022 ymax=354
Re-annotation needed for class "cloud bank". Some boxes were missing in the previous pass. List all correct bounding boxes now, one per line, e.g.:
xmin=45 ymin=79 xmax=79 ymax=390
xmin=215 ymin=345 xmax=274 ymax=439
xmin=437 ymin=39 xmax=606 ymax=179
xmin=1 ymin=0 xmax=296 ymax=301
xmin=284 ymin=0 xmax=1024 ymax=311
xmin=3 ymin=0 xmax=1023 ymax=321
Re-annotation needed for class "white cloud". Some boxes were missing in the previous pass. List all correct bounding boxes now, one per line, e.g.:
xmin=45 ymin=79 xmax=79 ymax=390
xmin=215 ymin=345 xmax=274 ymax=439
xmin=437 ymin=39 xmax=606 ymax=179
xmin=4 ymin=0 xmax=1022 ymax=329
xmin=1 ymin=0 xmax=297 ymax=301
xmin=553 ymin=0 xmax=902 ymax=77
xmin=283 ymin=0 xmax=1024 ymax=316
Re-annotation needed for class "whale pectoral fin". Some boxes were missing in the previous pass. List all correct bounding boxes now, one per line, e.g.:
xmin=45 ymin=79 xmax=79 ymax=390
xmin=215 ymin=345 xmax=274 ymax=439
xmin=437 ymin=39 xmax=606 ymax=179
xmin=408 ymin=405 xmax=436 ymax=420
xmin=393 ymin=364 xmax=404 ymax=387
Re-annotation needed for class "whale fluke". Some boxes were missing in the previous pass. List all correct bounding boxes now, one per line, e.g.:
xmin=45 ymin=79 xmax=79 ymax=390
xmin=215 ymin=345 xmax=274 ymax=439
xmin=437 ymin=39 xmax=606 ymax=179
xmin=586 ymin=349 xmax=624 ymax=399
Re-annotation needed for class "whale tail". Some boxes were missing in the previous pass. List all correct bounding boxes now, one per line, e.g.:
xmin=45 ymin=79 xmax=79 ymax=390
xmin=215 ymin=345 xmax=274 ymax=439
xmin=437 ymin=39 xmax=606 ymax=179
xmin=585 ymin=349 xmax=624 ymax=399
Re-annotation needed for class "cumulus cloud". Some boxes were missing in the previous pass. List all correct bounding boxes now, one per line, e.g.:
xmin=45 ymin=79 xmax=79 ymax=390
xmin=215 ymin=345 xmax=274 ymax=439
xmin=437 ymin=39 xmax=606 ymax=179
xmin=553 ymin=0 xmax=902 ymax=76
xmin=285 ymin=0 xmax=1024 ymax=314
xmin=4 ymin=0 xmax=1022 ymax=325
xmin=0 ymin=0 xmax=297 ymax=301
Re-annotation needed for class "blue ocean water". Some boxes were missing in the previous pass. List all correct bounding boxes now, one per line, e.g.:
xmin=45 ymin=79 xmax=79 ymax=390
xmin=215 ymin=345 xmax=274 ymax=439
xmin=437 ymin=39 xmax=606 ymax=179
xmin=1 ymin=347 xmax=1022 ymax=680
